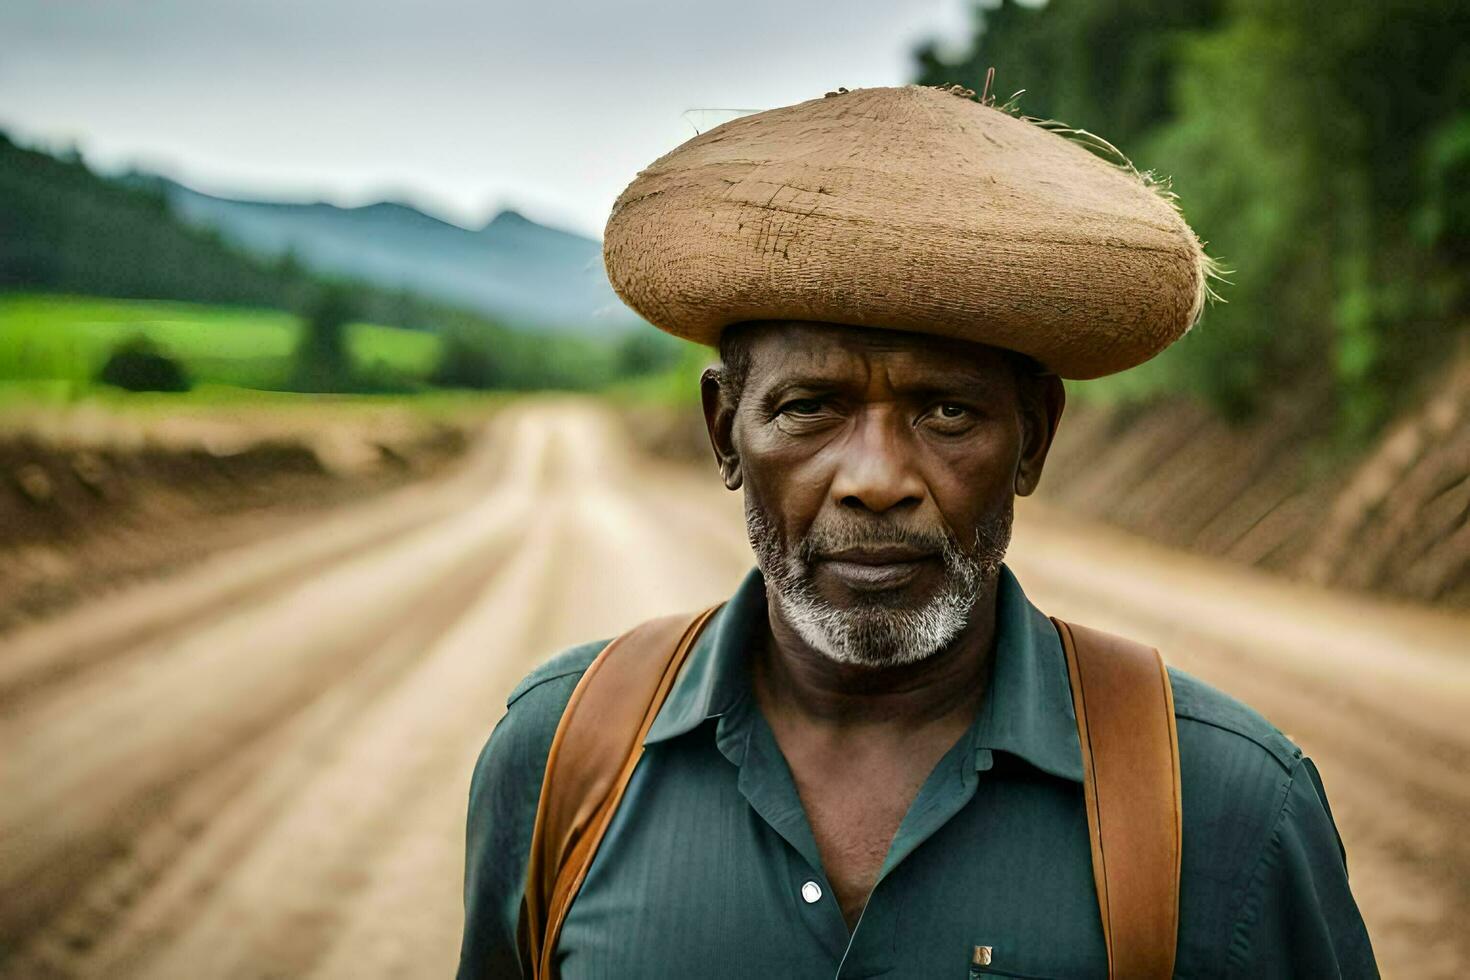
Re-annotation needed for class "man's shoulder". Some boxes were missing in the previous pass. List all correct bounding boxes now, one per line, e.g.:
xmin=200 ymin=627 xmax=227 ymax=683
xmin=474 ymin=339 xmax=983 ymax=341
xmin=1159 ymin=670 xmax=1372 ymax=972
xmin=471 ymin=639 xmax=611 ymax=784
xmin=505 ymin=638 xmax=610 ymax=711
xmin=459 ymin=637 xmax=613 ymax=978
xmin=465 ymin=638 xmax=612 ymax=826
xmin=1164 ymin=665 xmax=1322 ymax=869
xmin=1166 ymin=665 xmax=1302 ymax=775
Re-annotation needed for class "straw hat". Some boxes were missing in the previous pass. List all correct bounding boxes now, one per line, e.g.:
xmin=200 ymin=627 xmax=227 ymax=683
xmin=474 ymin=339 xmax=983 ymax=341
xmin=603 ymin=85 xmax=1212 ymax=380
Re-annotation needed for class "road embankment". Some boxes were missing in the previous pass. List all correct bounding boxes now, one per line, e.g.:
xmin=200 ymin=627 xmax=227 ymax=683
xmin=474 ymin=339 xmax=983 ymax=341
xmin=0 ymin=401 xmax=484 ymax=632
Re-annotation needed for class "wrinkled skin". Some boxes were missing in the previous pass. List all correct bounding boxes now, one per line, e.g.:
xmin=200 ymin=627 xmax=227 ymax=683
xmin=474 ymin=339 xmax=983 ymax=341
xmin=700 ymin=319 xmax=1066 ymax=929
xmin=702 ymin=319 xmax=1065 ymax=666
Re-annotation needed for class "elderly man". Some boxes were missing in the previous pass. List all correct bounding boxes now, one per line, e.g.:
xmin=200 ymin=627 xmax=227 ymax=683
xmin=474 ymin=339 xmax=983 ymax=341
xmin=458 ymin=86 xmax=1377 ymax=978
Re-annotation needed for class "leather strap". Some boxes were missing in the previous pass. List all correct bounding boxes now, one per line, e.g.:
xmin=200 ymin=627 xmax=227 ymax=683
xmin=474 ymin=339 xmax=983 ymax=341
xmin=519 ymin=607 xmax=1180 ymax=979
xmin=1054 ymin=617 xmax=1182 ymax=979
xmin=520 ymin=604 xmax=722 ymax=980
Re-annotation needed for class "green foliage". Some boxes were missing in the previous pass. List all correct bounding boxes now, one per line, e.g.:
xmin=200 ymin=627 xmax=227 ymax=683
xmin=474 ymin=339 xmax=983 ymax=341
xmin=0 ymin=294 xmax=438 ymax=393
xmin=615 ymin=329 xmax=685 ymax=378
xmin=915 ymin=0 xmax=1221 ymax=152
xmin=291 ymin=286 xmax=357 ymax=392
xmin=0 ymin=135 xmax=719 ymax=400
xmin=916 ymin=0 xmax=1470 ymax=441
xmin=96 ymin=334 xmax=191 ymax=392
xmin=0 ymin=137 xmax=314 ymax=310
xmin=602 ymin=338 xmax=715 ymax=407
xmin=0 ymin=294 xmax=673 ymax=400
xmin=0 ymin=135 xmax=618 ymax=389
xmin=431 ymin=329 xmax=505 ymax=390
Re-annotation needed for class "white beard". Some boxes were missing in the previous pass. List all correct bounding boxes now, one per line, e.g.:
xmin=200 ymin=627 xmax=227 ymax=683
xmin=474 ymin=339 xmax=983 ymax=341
xmin=745 ymin=498 xmax=1012 ymax=668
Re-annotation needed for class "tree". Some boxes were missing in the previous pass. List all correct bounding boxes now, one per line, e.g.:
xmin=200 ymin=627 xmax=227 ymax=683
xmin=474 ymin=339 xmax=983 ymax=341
xmin=291 ymin=285 xmax=356 ymax=391
xmin=431 ymin=329 xmax=503 ymax=390
xmin=914 ymin=0 xmax=1470 ymax=439
xmin=615 ymin=328 xmax=682 ymax=378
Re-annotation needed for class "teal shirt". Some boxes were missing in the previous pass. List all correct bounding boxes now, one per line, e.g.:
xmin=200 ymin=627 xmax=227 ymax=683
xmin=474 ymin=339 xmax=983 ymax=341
xmin=458 ymin=565 xmax=1377 ymax=978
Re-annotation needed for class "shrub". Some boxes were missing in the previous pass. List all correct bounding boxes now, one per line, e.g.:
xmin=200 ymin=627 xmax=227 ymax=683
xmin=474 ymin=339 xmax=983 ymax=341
xmin=96 ymin=333 xmax=191 ymax=392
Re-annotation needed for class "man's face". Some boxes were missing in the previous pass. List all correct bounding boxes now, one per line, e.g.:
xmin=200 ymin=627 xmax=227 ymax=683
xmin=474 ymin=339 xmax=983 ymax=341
xmin=703 ymin=321 xmax=1062 ymax=668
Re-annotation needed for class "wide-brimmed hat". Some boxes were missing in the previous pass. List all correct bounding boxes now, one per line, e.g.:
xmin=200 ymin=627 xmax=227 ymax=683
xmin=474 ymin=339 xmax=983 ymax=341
xmin=603 ymin=85 xmax=1212 ymax=379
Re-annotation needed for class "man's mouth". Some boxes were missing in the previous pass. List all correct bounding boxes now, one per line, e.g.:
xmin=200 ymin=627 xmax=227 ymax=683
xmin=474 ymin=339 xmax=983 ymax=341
xmin=815 ymin=546 xmax=938 ymax=591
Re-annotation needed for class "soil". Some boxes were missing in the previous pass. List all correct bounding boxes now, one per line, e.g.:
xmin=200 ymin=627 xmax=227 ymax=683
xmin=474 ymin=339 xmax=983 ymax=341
xmin=1039 ymin=349 xmax=1470 ymax=609
xmin=0 ymin=410 xmax=470 ymax=632
xmin=0 ymin=396 xmax=1464 ymax=977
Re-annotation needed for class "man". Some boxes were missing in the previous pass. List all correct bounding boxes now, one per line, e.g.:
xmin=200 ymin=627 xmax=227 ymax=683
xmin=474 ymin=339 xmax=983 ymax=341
xmin=458 ymin=86 xmax=1377 ymax=978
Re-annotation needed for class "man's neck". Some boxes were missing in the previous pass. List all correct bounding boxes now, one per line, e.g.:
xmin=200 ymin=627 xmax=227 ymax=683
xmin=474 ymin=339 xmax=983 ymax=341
xmin=752 ymin=586 xmax=999 ymax=734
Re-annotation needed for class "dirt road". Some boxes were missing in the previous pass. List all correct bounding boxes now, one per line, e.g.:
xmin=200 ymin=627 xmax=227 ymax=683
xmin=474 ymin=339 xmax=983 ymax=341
xmin=1 ymin=397 xmax=1465 ymax=977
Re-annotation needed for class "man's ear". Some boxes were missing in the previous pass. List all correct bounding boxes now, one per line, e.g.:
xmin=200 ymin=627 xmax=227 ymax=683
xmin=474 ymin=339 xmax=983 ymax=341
xmin=700 ymin=366 xmax=743 ymax=491
xmin=1014 ymin=373 xmax=1065 ymax=497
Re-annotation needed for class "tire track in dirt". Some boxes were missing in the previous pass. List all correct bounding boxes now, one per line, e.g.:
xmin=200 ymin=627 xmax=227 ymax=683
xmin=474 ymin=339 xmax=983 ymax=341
xmin=0 ymin=406 xmax=555 ymax=972
xmin=299 ymin=408 xmax=754 ymax=980
xmin=0 ymin=485 xmax=537 ymax=941
xmin=0 ymin=413 xmax=521 ymax=712
xmin=123 ymin=402 xmax=749 ymax=980
xmin=121 ymin=504 xmax=563 ymax=979
xmin=5 ymin=506 xmax=542 ymax=978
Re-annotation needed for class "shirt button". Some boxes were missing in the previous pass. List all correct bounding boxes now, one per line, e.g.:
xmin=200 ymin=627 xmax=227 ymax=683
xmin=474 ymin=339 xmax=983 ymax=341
xmin=801 ymin=881 xmax=822 ymax=904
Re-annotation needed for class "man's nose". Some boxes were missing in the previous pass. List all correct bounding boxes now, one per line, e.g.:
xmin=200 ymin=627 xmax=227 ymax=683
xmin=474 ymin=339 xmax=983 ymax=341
xmin=829 ymin=410 xmax=925 ymax=514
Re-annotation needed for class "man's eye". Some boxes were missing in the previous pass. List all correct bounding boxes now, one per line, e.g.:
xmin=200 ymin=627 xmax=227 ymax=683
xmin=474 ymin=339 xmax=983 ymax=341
xmin=780 ymin=398 xmax=825 ymax=416
xmin=925 ymin=402 xmax=976 ymax=429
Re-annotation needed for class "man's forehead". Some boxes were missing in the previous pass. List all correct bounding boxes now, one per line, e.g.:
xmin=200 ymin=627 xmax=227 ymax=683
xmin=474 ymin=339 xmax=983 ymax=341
xmin=742 ymin=321 xmax=1011 ymax=385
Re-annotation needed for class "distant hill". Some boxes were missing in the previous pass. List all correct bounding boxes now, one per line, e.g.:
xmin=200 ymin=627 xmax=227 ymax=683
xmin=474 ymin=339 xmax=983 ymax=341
xmin=0 ymin=132 xmax=318 ymax=313
xmin=0 ymin=131 xmax=447 ymax=332
xmin=0 ymin=133 xmax=675 ymax=393
xmin=142 ymin=178 xmax=643 ymax=335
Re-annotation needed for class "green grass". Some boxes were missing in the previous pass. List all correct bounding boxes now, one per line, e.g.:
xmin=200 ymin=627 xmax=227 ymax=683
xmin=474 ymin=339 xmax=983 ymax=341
xmin=0 ymin=293 xmax=442 ymax=392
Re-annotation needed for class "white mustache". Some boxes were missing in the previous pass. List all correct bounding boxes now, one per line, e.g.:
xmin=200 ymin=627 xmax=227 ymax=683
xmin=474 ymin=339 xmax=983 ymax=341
xmin=795 ymin=524 xmax=957 ymax=564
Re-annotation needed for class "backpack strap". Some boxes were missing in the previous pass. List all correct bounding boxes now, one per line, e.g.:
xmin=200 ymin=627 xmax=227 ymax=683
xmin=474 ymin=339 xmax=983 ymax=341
xmin=1053 ymin=617 xmax=1182 ymax=980
xmin=519 ymin=604 xmax=723 ymax=980
xmin=519 ymin=607 xmax=1180 ymax=979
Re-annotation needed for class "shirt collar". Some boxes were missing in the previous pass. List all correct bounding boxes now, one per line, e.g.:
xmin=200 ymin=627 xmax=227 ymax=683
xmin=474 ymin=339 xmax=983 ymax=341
xmin=971 ymin=565 xmax=1084 ymax=782
xmin=642 ymin=562 xmax=1083 ymax=784
xmin=642 ymin=565 xmax=766 ymax=745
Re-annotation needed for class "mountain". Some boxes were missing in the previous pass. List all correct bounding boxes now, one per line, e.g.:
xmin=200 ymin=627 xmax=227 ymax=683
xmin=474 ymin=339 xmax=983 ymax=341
xmin=0 ymin=132 xmax=668 ymax=392
xmin=146 ymin=178 xmax=643 ymax=335
xmin=0 ymin=134 xmax=500 ymax=337
xmin=1 ymin=132 xmax=319 ymax=312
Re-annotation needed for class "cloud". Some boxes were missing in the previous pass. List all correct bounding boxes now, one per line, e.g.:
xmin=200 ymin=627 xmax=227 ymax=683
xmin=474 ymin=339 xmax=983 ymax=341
xmin=0 ymin=0 xmax=973 ymax=236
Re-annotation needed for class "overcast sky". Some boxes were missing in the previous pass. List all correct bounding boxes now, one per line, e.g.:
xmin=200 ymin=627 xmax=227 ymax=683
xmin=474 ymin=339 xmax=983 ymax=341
xmin=1 ymin=0 xmax=977 ymax=237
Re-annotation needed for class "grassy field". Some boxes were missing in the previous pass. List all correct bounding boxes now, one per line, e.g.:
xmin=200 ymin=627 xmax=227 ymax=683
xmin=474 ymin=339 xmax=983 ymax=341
xmin=0 ymin=294 xmax=442 ymax=394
